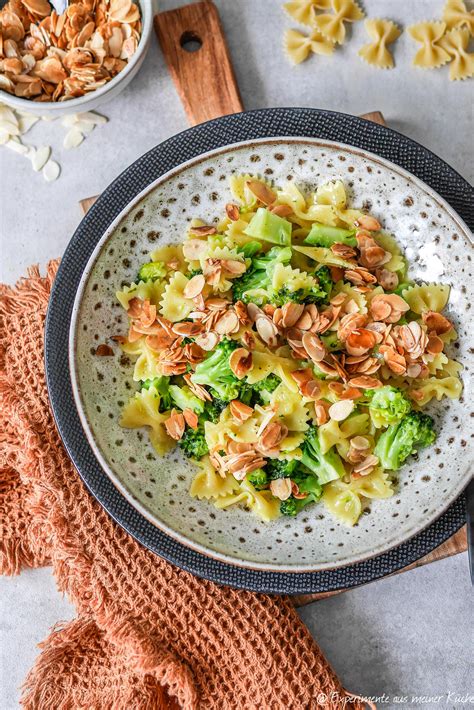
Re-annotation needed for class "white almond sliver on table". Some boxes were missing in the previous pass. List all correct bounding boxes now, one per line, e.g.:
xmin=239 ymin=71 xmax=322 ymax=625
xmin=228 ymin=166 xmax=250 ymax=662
xmin=42 ymin=160 xmax=60 ymax=182
xmin=31 ymin=146 xmax=51 ymax=172
xmin=18 ymin=115 xmax=40 ymax=134
xmin=64 ymin=129 xmax=85 ymax=150
xmin=5 ymin=139 xmax=29 ymax=155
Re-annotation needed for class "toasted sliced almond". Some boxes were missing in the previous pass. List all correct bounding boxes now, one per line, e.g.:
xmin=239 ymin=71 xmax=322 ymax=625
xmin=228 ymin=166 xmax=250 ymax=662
xmin=406 ymin=363 xmax=422 ymax=378
xmin=182 ymin=239 xmax=208 ymax=260
xmin=215 ymin=309 xmax=240 ymax=335
xmin=314 ymin=402 xmax=329 ymax=425
xmin=183 ymin=274 xmax=205 ymax=299
xmin=290 ymin=368 xmax=313 ymax=387
xmin=351 ymin=436 xmax=370 ymax=451
xmin=246 ymin=179 xmax=276 ymax=206
xmin=300 ymin=379 xmax=320 ymax=400
xmin=164 ymin=410 xmax=185 ymax=440
xmin=172 ymin=321 xmax=204 ymax=337
xmin=183 ymin=408 xmax=199 ymax=429
xmin=269 ymin=203 xmax=293 ymax=217
xmin=234 ymin=300 xmax=250 ymax=325
xmin=229 ymin=400 xmax=254 ymax=423
xmin=347 ymin=375 xmax=382 ymax=389
xmin=426 ymin=332 xmax=444 ymax=354
xmin=302 ymin=331 xmax=326 ymax=363
xmin=184 ymin=374 xmax=212 ymax=401
xmin=255 ymin=315 xmax=279 ymax=348
xmin=188 ymin=225 xmax=217 ymax=236
xmin=422 ymin=311 xmax=452 ymax=335
xmin=328 ymin=399 xmax=354 ymax=422
xmin=355 ymin=214 xmax=381 ymax=231
xmin=353 ymin=454 xmax=379 ymax=475
xmin=375 ymin=268 xmax=398 ymax=291
xmin=195 ymin=331 xmax=219 ymax=351
xmin=281 ymin=302 xmax=305 ymax=329
xmin=225 ymin=203 xmax=240 ymax=221
xmin=229 ymin=347 xmax=253 ymax=379
xmin=221 ymin=259 xmax=246 ymax=276
xmin=270 ymin=477 xmax=292 ymax=500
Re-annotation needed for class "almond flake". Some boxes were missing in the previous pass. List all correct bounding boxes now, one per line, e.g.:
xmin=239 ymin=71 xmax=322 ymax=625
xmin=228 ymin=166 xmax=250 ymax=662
xmin=30 ymin=145 xmax=51 ymax=171
xmin=270 ymin=478 xmax=292 ymax=501
xmin=42 ymin=160 xmax=60 ymax=182
xmin=328 ymin=399 xmax=355 ymax=422
xmin=183 ymin=274 xmax=205 ymax=299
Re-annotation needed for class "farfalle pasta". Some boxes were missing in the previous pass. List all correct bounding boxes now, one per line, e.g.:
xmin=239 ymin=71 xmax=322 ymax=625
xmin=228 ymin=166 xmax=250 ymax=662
xmin=408 ymin=21 xmax=451 ymax=68
xmin=439 ymin=28 xmax=474 ymax=80
xmin=358 ymin=19 xmax=402 ymax=69
xmin=284 ymin=28 xmax=335 ymax=64
xmin=283 ymin=0 xmax=332 ymax=27
xmin=442 ymin=0 xmax=474 ymax=33
xmin=109 ymin=174 xmax=462 ymax=527
xmin=312 ymin=0 xmax=364 ymax=45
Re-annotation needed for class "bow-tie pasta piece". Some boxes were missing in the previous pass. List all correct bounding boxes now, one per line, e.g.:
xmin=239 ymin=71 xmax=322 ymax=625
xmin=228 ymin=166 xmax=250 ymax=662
xmin=283 ymin=0 xmax=332 ymax=27
xmin=443 ymin=0 xmax=474 ymax=33
xmin=408 ymin=21 xmax=451 ymax=68
xmin=313 ymin=0 xmax=364 ymax=45
xmin=358 ymin=19 xmax=402 ymax=69
xmin=440 ymin=27 xmax=474 ymax=80
xmin=284 ymin=28 xmax=335 ymax=64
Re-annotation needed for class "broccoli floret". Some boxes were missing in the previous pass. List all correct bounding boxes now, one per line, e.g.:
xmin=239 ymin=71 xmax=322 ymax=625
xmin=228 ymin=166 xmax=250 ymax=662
xmin=239 ymin=241 xmax=262 ymax=258
xmin=191 ymin=338 xmax=241 ymax=402
xmin=247 ymin=469 xmax=268 ymax=489
xmin=169 ymin=384 xmax=205 ymax=414
xmin=374 ymin=411 xmax=436 ymax=471
xmin=141 ymin=376 xmax=171 ymax=412
xmin=187 ymin=268 xmax=203 ymax=279
xmin=272 ymin=283 xmax=327 ymax=306
xmin=304 ymin=223 xmax=357 ymax=248
xmin=266 ymin=458 xmax=298 ymax=480
xmin=202 ymin=398 xmax=228 ymax=423
xmin=243 ymin=208 xmax=292 ymax=246
xmin=320 ymin=331 xmax=342 ymax=352
xmin=314 ymin=265 xmax=333 ymax=300
xmin=394 ymin=282 xmax=413 ymax=296
xmin=137 ymin=261 xmax=166 ymax=282
xmin=301 ymin=426 xmax=345 ymax=485
xmin=232 ymin=247 xmax=292 ymax=304
xmin=178 ymin=426 xmax=209 ymax=459
xmin=240 ymin=374 xmax=282 ymax=406
xmin=367 ymin=385 xmax=411 ymax=427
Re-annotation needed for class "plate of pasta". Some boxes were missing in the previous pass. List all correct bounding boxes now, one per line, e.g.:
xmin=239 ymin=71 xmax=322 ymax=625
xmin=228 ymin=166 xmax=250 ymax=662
xmin=67 ymin=128 xmax=473 ymax=576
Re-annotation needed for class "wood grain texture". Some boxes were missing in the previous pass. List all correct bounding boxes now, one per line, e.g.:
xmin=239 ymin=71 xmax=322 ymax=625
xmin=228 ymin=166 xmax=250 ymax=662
xmin=78 ymin=106 xmax=466 ymax=600
xmin=154 ymin=1 xmax=243 ymax=126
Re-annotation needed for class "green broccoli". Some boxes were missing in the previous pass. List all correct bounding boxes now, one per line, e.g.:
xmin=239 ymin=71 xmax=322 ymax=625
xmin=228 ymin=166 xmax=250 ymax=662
xmin=367 ymin=385 xmax=411 ymax=427
xmin=239 ymin=241 xmax=262 ymax=258
xmin=141 ymin=376 xmax=171 ymax=412
xmin=266 ymin=458 xmax=298 ymax=480
xmin=301 ymin=426 xmax=345 ymax=484
xmin=272 ymin=283 xmax=327 ymax=306
xmin=240 ymin=374 xmax=281 ymax=406
xmin=232 ymin=246 xmax=292 ymax=304
xmin=247 ymin=469 xmax=268 ymax=489
xmin=137 ymin=261 xmax=166 ymax=282
xmin=279 ymin=470 xmax=322 ymax=516
xmin=320 ymin=331 xmax=342 ymax=352
xmin=304 ymin=223 xmax=357 ymax=248
xmin=202 ymin=398 xmax=228 ymax=423
xmin=191 ymin=338 xmax=241 ymax=402
xmin=169 ymin=384 xmax=205 ymax=414
xmin=178 ymin=426 xmax=209 ymax=459
xmin=243 ymin=208 xmax=292 ymax=246
xmin=314 ymin=265 xmax=333 ymax=300
xmin=374 ymin=411 xmax=436 ymax=471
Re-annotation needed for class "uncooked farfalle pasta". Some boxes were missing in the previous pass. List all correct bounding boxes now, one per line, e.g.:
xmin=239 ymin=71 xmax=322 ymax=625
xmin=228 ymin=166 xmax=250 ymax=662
xmin=358 ymin=19 xmax=401 ymax=69
xmin=109 ymin=175 xmax=462 ymax=527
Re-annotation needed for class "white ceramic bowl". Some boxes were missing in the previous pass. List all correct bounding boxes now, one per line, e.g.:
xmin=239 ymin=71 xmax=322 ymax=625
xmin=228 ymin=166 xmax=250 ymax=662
xmin=0 ymin=0 xmax=153 ymax=116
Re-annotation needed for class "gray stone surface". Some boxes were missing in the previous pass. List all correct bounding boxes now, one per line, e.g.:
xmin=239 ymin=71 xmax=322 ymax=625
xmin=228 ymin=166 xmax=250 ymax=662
xmin=1 ymin=0 xmax=472 ymax=707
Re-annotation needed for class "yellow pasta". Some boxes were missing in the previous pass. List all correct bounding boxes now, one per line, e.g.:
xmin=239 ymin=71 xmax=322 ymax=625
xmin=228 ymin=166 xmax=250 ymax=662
xmin=269 ymin=383 xmax=310 ymax=432
xmin=374 ymin=232 xmax=406 ymax=275
xmin=189 ymin=457 xmax=240 ymax=499
xmin=245 ymin=351 xmax=300 ymax=391
xmin=116 ymin=280 xmax=165 ymax=310
xmin=159 ymin=271 xmax=194 ymax=322
xmin=402 ymin=283 xmax=450 ymax=314
xmin=323 ymin=482 xmax=362 ymax=526
xmin=442 ymin=0 xmax=474 ymax=33
xmin=120 ymin=387 xmax=173 ymax=455
xmin=439 ymin=28 xmax=474 ymax=80
xmin=293 ymin=244 xmax=354 ymax=268
xmin=409 ymin=375 xmax=463 ymax=406
xmin=358 ymin=19 xmax=401 ymax=70
xmin=408 ymin=21 xmax=451 ymax=69
xmin=284 ymin=28 xmax=335 ymax=65
xmin=150 ymin=244 xmax=186 ymax=272
xmin=313 ymin=0 xmax=364 ymax=45
xmin=318 ymin=414 xmax=369 ymax=453
xmin=283 ymin=0 xmax=332 ymax=26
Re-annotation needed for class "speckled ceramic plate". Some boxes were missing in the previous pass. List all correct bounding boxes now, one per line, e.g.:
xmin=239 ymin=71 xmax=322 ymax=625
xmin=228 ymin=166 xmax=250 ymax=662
xmin=47 ymin=109 xmax=473 ymax=592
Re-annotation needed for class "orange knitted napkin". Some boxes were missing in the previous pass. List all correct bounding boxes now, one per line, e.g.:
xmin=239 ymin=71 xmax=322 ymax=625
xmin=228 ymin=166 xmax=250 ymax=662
xmin=0 ymin=262 xmax=366 ymax=710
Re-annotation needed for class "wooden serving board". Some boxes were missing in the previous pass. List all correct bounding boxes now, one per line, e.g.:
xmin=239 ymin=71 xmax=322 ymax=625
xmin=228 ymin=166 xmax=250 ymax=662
xmin=79 ymin=0 xmax=467 ymax=604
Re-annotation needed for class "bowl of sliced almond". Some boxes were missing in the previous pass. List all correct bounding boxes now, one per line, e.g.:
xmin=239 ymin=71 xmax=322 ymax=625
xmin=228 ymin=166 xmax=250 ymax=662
xmin=0 ymin=0 xmax=152 ymax=115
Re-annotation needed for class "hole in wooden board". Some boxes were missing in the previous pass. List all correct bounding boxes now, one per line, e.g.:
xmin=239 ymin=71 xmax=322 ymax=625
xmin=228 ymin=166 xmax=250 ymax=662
xmin=180 ymin=31 xmax=202 ymax=52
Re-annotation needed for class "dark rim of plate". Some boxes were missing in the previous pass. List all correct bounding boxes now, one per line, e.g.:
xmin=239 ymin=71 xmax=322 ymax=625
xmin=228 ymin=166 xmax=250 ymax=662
xmin=45 ymin=108 xmax=473 ymax=595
